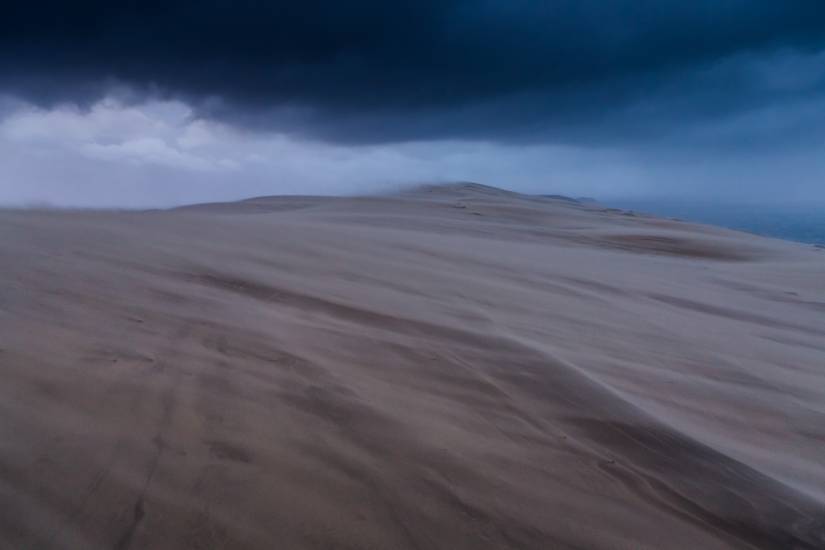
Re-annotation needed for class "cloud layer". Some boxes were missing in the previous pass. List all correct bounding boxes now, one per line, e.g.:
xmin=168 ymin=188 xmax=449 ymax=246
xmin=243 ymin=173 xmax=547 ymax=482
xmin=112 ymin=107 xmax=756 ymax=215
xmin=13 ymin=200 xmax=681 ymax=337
xmin=1 ymin=2 xmax=824 ymax=205
xmin=2 ymin=1 xmax=825 ymax=144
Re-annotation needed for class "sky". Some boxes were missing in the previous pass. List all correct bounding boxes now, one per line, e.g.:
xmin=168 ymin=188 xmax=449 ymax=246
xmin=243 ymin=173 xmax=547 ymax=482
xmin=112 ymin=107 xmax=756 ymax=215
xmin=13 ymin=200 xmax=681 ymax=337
xmin=1 ymin=1 xmax=824 ymax=207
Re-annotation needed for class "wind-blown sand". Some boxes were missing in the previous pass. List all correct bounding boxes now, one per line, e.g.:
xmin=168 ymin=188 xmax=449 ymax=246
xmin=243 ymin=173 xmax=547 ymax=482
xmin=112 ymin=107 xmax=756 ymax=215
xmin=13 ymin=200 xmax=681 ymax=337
xmin=1 ymin=183 xmax=824 ymax=549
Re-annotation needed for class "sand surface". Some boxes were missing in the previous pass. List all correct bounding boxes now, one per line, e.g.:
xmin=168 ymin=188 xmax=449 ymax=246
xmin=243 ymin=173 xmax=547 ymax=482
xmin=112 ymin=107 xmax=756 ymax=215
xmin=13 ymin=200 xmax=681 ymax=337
xmin=1 ymin=183 xmax=824 ymax=549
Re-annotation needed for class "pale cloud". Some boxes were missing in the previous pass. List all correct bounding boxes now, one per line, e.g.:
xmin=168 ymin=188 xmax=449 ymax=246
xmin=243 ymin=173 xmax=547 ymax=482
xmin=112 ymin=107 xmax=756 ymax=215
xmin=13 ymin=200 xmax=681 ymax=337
xmin=0 ymin=98 xmax=239 ymax=171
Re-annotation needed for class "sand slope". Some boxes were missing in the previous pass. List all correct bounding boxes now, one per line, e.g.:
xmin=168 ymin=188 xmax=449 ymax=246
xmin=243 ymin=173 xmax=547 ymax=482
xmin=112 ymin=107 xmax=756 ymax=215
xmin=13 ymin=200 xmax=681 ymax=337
xmin=1 ymin=183 xmax=824 ymax=549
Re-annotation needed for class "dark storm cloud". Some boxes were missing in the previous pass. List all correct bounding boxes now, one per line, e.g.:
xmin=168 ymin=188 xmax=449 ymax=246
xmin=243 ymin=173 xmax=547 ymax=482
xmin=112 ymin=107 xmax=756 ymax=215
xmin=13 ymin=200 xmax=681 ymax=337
xmin=2 ymin=1 xmax=825 ymax=144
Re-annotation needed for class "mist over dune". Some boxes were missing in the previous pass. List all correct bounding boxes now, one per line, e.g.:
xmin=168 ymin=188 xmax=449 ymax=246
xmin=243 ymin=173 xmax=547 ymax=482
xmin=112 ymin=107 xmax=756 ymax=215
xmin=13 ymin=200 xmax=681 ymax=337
xmin=1 ymin=183 xmax=823 ymax=549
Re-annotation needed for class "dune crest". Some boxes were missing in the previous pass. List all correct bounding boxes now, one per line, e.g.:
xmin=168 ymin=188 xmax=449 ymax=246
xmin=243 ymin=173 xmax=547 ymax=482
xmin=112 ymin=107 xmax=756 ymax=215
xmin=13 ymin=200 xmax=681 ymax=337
xmin=1 ymin=184 xmax=824 ymax=549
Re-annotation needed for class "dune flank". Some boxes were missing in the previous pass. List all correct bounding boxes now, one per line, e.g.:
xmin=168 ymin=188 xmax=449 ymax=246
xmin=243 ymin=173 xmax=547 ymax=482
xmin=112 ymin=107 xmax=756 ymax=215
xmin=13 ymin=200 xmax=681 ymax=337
xmin=0 ymin=183 xmax=824 ymax=549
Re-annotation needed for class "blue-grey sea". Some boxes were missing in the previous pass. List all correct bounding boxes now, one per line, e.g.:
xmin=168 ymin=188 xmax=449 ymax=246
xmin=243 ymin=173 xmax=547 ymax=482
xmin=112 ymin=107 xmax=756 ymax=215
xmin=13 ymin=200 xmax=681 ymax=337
xmin=606 ymin=200 xmax=825 ymax=246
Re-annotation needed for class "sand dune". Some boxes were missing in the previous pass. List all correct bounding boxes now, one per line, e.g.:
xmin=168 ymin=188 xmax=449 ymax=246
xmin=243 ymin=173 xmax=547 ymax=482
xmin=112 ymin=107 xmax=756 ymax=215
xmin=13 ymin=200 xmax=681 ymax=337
xmin=1 ymin=182 xmax=824 ymax=549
